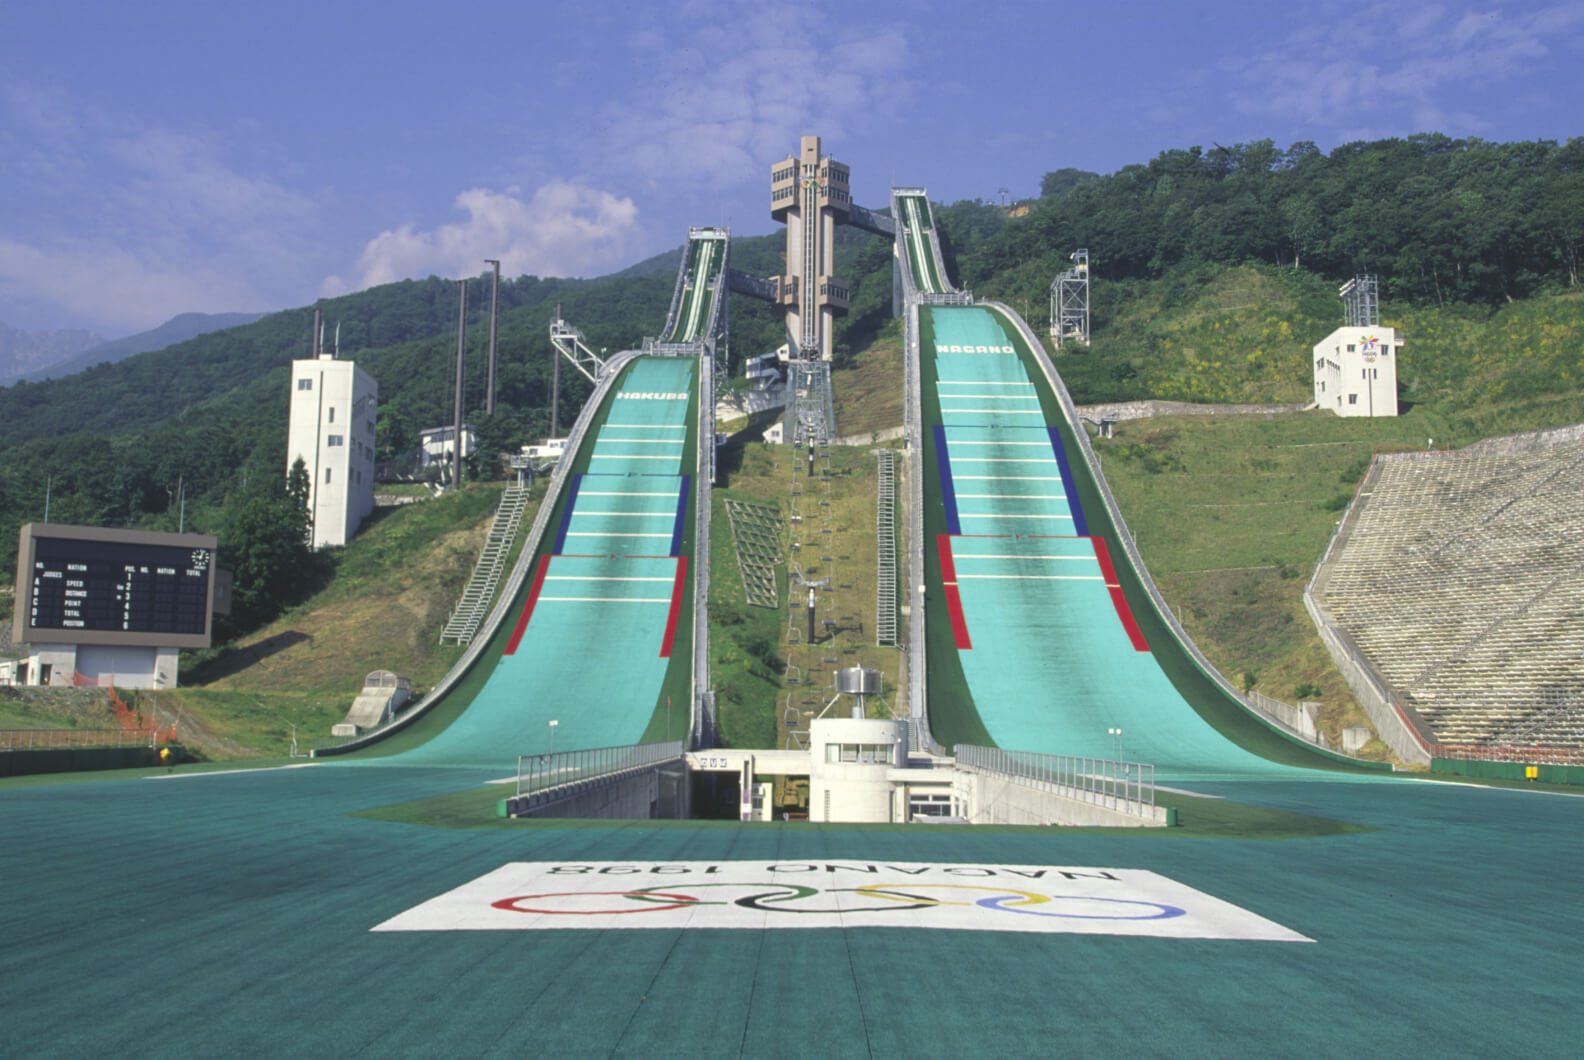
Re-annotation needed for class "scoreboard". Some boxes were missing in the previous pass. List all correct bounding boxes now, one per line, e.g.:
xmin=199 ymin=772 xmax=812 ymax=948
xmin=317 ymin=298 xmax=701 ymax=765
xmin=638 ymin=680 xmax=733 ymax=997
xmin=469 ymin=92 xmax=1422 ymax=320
xmin=12 ymin=524 xmax=217 ymax=648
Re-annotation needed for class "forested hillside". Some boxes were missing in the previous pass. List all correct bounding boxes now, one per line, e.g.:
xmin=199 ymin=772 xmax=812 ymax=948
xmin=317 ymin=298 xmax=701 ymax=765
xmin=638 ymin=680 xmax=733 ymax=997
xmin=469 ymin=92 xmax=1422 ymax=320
xmin=929 ymin=135 xmax=1584 ymax=411
xmin=3 ymin=134 xmax=1581 ymax=646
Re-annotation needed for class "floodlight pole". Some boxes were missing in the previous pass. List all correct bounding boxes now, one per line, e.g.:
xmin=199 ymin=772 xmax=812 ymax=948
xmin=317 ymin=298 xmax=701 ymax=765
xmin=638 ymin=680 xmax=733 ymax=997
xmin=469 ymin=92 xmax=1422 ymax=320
xmin=547 ymin=718 xmax=558 ymax=757
xmin=452 ymin=279 xmax=467 ymax=491
xmin=551 ymin=304 xmax=562 ymax=438
xmin=484 ymin=259 xmax=500 ymax=416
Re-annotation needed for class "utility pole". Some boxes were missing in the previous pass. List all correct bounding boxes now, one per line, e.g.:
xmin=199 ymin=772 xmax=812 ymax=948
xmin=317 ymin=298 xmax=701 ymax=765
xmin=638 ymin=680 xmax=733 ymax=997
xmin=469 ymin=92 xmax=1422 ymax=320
xmin=550 ymin=303 xmax=562 ymax=438
xmin=484 ymin=259 xmax=500 ymax=416
xmin=452 ymin=279 xmax=467 ymax=491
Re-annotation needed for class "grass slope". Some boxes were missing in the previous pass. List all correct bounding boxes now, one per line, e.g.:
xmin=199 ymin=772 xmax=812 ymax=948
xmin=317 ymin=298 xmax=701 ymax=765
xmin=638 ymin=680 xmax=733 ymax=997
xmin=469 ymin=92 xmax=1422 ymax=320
xmin=709 ymin=436 xmax=906 ymax=750
xmin=165 ymin=483 xmax=532 ymax=756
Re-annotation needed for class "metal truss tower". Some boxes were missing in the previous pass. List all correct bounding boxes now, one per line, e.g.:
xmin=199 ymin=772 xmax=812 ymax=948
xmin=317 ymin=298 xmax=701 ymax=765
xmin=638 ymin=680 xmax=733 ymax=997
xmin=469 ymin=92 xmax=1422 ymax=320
xmin=1049 ymin=248 xmax=1090 ymax=348
xmin=1340 ymin=275 xmax=1379 ymax=328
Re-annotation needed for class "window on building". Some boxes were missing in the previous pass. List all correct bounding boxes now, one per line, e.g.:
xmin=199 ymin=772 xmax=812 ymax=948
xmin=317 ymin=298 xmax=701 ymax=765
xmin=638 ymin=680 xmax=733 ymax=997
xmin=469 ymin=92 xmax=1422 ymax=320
xmin=1347 ymin=344 xmax=1356 ymax=352
xmin=1348 ymin=394 xmax=1358 ymax=405
xmin=328 ymin=407 xmax=335 ymax=423
xmin=327 ymin=435 xmax=344 ymax=447
xmin=324 ymin=468 xmax=333 ymax=483
xmin=297 ymin=379 xmax=312 ymax=390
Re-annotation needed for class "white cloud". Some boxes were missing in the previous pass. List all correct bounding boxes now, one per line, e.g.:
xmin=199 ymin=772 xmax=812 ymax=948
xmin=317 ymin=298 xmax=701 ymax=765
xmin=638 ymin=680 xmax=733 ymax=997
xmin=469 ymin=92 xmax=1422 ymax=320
xmin=591 ymin=12 xmax=915 ymax=191
xmin=339 ymin=181 xmax=641 ymax=293
xmin=1226 ymin=2 xmax=1584 ymax=133
xmin=0 ymin=85 xmax=323 ymax=331
xmin=0 ymin=238 xmax=266 ymax=332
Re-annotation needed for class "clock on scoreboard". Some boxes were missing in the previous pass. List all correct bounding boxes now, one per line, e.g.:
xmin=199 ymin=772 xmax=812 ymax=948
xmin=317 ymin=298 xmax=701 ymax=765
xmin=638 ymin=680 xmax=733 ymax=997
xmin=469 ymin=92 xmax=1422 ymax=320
xmin=11 ymin=524 xmax=218 ymax=649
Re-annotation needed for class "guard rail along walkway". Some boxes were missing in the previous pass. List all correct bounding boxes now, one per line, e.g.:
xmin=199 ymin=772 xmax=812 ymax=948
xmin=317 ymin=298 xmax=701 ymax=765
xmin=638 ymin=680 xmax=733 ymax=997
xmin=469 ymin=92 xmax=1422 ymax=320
xmin=439 ymin=484 xmax=531 ymax=645
xmin=505 ymin=740 xmax=686 ymax=816
xmin=955 ymin=744 xmax=1170 ymax=826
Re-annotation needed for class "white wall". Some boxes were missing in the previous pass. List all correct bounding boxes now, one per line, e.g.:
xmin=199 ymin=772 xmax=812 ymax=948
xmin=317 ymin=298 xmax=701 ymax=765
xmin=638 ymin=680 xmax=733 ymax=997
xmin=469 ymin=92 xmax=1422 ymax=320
xmin=808 ymin=718 xmax=908 ymax=822
xmin=1313 ymin=326 xmax=1401 ymax=418
xmin=287 ymin=357 xmax=379 ymax=547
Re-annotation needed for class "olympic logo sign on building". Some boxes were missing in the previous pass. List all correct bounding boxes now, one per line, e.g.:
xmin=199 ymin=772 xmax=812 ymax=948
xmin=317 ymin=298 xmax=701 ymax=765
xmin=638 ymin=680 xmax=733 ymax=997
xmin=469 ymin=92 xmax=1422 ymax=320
xmin=373 ymin=862 xmax=1310 ymax=941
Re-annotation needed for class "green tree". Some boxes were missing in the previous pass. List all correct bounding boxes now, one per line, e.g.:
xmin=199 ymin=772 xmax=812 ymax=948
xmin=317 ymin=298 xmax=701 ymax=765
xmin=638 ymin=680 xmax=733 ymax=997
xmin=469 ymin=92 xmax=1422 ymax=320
xmin=220 ymin=478 xmax=322 ymax=632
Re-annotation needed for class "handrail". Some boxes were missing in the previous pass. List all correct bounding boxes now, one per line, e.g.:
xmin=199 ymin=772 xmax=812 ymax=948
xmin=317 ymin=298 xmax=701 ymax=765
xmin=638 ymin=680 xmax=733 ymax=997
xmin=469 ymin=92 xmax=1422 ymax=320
xmin=514 ymin=740 xmax=686 ymax=802
xmin=902 ymin=300 xmax=936 ymax=754
xmin=0 ymin=728 xmax=158 ymax=751
xmin=692 ymin=352 xmax=714 ymax=748
xmin=956 ymin=744 xmax=1157 ymax=816
xmin=1429 ymin=743 xmax=1584 ymax=766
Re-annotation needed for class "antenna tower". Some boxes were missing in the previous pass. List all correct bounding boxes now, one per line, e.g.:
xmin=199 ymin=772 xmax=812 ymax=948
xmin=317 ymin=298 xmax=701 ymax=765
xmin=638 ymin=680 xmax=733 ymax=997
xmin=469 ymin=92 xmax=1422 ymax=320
xmin=1339 ymin=275 xmax=1379 ymax=328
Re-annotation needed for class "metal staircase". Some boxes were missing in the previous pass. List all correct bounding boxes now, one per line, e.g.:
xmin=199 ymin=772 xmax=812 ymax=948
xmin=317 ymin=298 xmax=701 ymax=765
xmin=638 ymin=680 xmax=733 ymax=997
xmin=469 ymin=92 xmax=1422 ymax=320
xmin=439 ymin=485 xmax=531 ymax=645
xmin=875 ymin=448 xmax=898 ymax=646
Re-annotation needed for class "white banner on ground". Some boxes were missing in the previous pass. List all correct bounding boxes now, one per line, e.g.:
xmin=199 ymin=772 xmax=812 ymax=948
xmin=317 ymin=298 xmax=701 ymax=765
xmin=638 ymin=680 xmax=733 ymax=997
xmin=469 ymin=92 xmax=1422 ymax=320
xmin=373 ymin=861 xmax=1310 ymax=941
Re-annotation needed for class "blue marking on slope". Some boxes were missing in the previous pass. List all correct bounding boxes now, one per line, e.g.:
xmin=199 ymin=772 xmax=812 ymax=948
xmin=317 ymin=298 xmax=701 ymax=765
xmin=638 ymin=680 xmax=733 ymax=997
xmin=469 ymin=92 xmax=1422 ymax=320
xmin=933 ymin=424 xmax=962 ymax=536
xmin=552 ymin=473 xmax=584 ymax=554
xmin=1048 ymin=427 xmax=1088 ymax=536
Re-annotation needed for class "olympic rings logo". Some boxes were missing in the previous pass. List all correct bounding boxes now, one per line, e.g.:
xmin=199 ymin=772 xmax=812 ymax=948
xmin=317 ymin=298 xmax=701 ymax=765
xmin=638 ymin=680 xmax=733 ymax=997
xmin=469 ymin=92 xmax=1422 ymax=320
xmin=490 ymin=883 xmax=1184 ymax=921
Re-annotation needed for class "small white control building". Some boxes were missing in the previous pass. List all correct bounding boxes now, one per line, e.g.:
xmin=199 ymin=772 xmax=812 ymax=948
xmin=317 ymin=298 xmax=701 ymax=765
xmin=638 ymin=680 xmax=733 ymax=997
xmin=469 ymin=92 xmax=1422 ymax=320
xmin=1313 ymin=326 xmax=1402 ymax=417
xmin=419 ymin=424 xmax=476 ymax=468
xmin=288 ymin=356 xmax=378 ymax=548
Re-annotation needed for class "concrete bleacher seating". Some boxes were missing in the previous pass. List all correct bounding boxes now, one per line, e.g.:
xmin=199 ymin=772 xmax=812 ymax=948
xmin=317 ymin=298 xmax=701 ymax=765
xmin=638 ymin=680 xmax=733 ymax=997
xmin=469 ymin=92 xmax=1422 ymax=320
xmin=1317 ymin=437 xmax=1584 ymax=749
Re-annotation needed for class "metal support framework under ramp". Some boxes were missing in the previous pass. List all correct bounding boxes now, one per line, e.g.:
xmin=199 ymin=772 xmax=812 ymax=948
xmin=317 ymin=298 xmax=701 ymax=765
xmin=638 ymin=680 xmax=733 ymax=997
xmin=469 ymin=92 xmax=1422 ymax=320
xmin=550 ymin=311 xmax=608 ymax=382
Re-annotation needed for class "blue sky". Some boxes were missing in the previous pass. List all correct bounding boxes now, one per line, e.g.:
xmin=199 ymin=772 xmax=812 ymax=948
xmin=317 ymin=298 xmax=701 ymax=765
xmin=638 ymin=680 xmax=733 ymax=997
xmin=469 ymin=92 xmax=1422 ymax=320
xmin=3 ymin=0 xmax=1582 ymax=336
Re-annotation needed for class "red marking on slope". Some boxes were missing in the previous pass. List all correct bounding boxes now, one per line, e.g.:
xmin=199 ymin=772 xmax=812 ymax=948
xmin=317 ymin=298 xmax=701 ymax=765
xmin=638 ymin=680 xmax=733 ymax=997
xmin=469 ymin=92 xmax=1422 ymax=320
xmin=1091 ymin=538 xmax=1148 ymax=652
xmin=505 ymin=555 xmax=553 ymax=656
xmin=937 ymin=534 xmax=972 ymax=650
xmin=659 ymin=556 xmax=689 ymax=658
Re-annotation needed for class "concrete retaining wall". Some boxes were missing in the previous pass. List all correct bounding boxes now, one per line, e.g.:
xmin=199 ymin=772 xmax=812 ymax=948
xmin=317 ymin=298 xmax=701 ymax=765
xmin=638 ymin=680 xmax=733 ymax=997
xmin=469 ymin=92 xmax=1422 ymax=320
xmin=0 ymin=746 xmax=157 ymax=777
xmin=1075 ymin=399 xmax=1311 ymax=424
xmin=1461 ymin=422 xmax=1584 ymax=455
xmin=1304 ymin=592 xmax=1431 ymax=766
xmin=1303 ymin=457 xmax=1433 ymax=766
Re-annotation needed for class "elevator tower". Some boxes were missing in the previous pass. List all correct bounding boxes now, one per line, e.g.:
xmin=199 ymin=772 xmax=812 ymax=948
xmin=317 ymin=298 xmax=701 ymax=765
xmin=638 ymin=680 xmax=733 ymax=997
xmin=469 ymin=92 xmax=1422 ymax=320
xmin=770 ymin=135 xmax=851 ymax=362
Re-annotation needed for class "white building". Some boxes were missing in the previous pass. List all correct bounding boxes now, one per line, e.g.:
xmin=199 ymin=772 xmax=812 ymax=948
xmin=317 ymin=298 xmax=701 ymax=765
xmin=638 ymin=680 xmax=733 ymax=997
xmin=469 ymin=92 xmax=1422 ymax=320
xmin=287 ymin=356 xmax=378 ymax=548
xmin=419 ymin=424 xmax=476 ymax=468
xmin=1313 ymin=325 xmax=1402 ymax=417
xmin=520 ymin=437 xmax=566 ymax=465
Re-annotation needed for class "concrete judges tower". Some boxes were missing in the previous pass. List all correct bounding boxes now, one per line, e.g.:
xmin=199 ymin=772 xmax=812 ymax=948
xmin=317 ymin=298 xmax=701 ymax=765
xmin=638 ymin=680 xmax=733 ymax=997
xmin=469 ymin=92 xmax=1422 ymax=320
xmin=771 ymin=135 xmax=851 ymax=361
xmin=287 ymin=347 xmax=378 ymax=548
